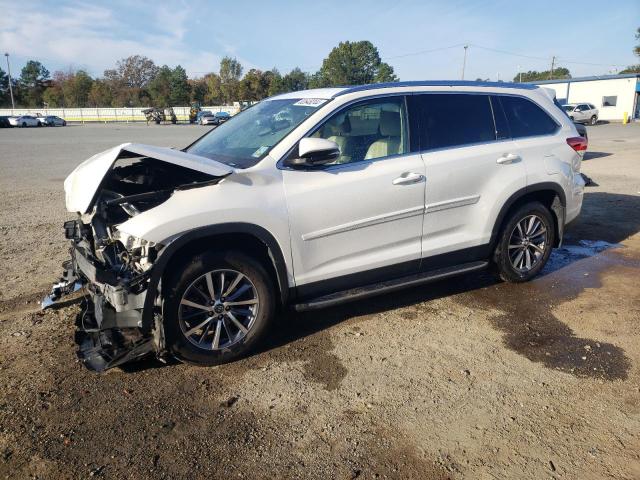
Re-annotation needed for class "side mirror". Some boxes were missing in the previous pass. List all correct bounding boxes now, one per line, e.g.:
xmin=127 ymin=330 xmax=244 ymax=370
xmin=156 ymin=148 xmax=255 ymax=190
xmin=285 ymin=138 xmax=340 ymax=167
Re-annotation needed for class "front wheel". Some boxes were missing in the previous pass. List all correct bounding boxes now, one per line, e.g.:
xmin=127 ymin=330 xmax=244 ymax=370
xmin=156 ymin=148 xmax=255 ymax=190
xmin=590 ymin=115 xmax=597 ymax=126
xmin=21 ymin=122 xmax=26 ymax=127
xmin=164 ymin=251 xmax=275 ymax=366
xmin=493 ymin=202 xmax=555 ymax=283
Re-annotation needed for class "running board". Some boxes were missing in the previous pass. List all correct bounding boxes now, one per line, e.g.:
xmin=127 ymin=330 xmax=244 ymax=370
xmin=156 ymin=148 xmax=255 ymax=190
xmin=293 ymin=261 xmax=489 ymax=311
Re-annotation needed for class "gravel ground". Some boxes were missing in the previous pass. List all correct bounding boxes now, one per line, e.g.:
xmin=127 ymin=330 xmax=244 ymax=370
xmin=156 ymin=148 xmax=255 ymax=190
xmin=0 ymin=122 xmax=639 ymax=479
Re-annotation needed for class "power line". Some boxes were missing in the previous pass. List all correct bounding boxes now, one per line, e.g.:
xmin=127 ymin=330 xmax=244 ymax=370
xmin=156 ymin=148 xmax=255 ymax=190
xmin=385 ymin=43 xmax=465 ymax=60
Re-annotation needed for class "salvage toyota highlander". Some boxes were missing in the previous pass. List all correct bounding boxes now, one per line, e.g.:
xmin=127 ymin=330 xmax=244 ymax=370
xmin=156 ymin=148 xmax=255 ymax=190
xmin=44 ymin=81 xmax=587 ymax=371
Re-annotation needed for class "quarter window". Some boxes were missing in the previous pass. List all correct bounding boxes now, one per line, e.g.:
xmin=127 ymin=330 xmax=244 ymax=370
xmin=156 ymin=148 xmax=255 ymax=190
xmin=499 ymin=96 xmax=558 ymax=138
xmin=410 ymin=94 xmax=495 ymax=150
xmin=311 ymin=97 xmax=408 ymax=165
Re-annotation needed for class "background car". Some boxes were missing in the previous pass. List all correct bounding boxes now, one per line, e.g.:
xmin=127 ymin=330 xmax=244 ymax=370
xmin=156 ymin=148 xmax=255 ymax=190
xmin=212 ymin=111 xmax=231 ymax=125
xmin=38 ymin=115 xmax=67 ymax=127
xmin=8 ymin=115 xmax=41 ymax=127
xmin=563 ymin=103 xmax=599 ymax=125
xmin=0 ymin=116 xmax=13 ymax=128
xmin=199 ymin=113 xmax=217 ymax=125
xmin=195 ymin=110 xmax=213 ymax=124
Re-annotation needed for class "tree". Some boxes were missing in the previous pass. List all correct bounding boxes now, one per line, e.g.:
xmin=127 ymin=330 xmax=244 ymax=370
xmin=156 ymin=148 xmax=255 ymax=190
xmin=169 ymin=65 xmax=190 ymax=105
xmin=313 ymin=41 xmax=398 ymax=87
xmin=88 ymin=79 xmax=113 ymax=107
xmin=219 ymin=57 xmax=243 ymax=103
xmin=266 ymin=68 xmax=284 ymax=96
xmin=103 ymin=55 xmax=158 ymax=106
xmin=281 ymin=68 xmax=309 ymax=92
xmin=635 ymin=27 xmax=640 ymax=57
xmin=148 ymin=65 xmax=173 ymax=106
xmin=64 ymin=70 xmax=93 ymax=107
xmin=204 ymin=73 xmax=223 ymax=104
xmin=620 ymin=65 xmax=640 ymax=73
xmin=513 ymin=67 xmax=571 ymax=82
xmin=0 ymin=67 xmax=8 ymax=106
xmin=19 ymin=60 xmax=50 ymax=107
xmin=189 ymin=78 xmax=208 ymax=104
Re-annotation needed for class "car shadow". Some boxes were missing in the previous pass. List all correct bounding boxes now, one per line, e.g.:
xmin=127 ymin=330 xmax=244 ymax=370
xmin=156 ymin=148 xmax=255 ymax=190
xmin=583 ymin=151 xmax=612 ymax=161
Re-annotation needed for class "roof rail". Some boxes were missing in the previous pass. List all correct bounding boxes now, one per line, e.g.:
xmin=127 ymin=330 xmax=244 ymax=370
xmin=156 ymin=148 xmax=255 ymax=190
xmin=332 ymin=80 xmax=538 ymax=97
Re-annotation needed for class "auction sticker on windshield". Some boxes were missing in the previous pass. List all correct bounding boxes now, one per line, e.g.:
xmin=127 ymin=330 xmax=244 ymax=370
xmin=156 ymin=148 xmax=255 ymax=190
xmin=252 ymin=145 xmax=270 ymax=158
xmin=293 ymin=98 xmax=325 ymax=107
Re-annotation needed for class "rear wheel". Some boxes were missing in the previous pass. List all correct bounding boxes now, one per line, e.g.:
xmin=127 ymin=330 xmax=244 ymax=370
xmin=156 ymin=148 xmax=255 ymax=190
xmin=494 ymin=202 xmax=555 ymax=283
xmin=590 ymin=115 xmax=597 ymax=126
xmin=164 ymin=251 xmax=275 ymax=366
xmin=21 ymin=122 xmax=26 ymax=127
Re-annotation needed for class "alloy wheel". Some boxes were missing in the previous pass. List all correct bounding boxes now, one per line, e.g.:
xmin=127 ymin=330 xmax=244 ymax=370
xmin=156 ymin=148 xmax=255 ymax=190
xmin=178 ymin=269 xmax=260 ymax=351
xmin=508 ymin=215 xmax=548 ymax=273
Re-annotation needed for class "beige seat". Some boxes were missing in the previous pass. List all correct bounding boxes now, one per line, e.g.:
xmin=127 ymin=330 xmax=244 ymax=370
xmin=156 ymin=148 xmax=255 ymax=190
xmin=326 ymin=117 xmax=352 ymax=164
xmin=364 ymin=111 xmax=402 ymax=160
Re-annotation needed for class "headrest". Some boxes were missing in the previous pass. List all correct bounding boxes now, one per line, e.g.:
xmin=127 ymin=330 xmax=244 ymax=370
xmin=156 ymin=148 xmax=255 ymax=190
xmin=380 ymin=111 xmax=400 ymax=137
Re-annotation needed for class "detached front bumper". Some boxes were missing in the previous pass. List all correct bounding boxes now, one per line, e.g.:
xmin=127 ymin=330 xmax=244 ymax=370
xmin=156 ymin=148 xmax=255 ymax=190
xmin=44 ymin=229 xmax=161 ymax=371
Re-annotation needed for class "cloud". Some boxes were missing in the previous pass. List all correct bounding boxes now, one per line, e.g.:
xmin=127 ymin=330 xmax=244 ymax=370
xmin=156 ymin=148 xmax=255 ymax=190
xmin=0 ymin=1 xmax=231 ymax=77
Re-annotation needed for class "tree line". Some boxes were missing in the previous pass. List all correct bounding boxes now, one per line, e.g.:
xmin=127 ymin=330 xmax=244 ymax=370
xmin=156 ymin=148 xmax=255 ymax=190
xmin=0 ymin=41 xmax=397 ymax=108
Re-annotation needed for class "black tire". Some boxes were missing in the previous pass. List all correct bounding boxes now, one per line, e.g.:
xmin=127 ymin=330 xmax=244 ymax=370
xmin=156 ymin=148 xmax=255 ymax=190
xmin=36 ymin=122 xmax=41 ymax=127
xmin=21 ymin=122 xmax=26 ymax=127
xmin=62 ymin=121 xmax=66 ymax=126
xmin=164 ymin=251 xmax=275 ymax=366
xmin=493 ymin=201 xmax=555 ymax=283
xmin=590 ymin=115 xmax=597 ymax=126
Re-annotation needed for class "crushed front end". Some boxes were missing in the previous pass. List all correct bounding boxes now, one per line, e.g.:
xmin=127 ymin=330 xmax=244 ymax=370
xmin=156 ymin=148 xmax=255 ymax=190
xmin=43 ymin=143 xmax=231 ymax=371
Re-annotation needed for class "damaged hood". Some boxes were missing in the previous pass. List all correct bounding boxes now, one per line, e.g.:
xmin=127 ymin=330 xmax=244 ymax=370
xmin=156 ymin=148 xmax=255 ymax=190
xmin=64 ymin=143 xmax=233 ymax=213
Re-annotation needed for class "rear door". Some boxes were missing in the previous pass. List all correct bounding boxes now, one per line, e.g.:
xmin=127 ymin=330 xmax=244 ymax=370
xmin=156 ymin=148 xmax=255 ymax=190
xmin=409 ymin=93 xmax=525 ymax=265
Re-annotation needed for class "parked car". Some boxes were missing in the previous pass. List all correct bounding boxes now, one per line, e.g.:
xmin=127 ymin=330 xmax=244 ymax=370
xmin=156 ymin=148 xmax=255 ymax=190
xmin=212 ymin=111 xmax=231 ymax=125
xmin=38 ymin=115 xmax=67 ymax=127
xmin=8 ymin=115 xmax=40 ymax=127
xmin=195 ymin=110 xmax=213 ymax=124
xmin=44 ymin=81 xmax=586 ymax=371
xmin=199 ymin=113 xmax=217 ymax=125
xmin=0 ymin=116 xmax=13 ymax=128
xmin=562 ymin=103 xmax=598 ymax=125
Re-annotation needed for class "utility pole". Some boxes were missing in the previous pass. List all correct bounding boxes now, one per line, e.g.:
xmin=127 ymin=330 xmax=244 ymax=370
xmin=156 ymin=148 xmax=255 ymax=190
xmin=4 ymin=53 xmax=15 ymax=109
xmin=549 ymin=56 xmax=556 ymax=80
xmin=461 ymin=45 xmax=468 ymax=80
xmin=517 ymin=65 xmax=522 ymax=83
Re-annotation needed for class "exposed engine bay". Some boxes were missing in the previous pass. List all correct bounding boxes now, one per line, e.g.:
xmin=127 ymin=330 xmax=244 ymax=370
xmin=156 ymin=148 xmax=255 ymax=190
xmin=43 ymin=144 xmax=231 ymax=371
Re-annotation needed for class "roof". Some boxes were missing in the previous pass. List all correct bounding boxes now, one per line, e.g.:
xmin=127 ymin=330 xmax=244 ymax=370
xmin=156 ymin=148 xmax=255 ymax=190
xmin=333 ymin=80 xmax=538 ymax=96
xmin=267 ymin=80 xmax=539 ymax=102
xmin=532 ymin=73 xmax=640 ymax=85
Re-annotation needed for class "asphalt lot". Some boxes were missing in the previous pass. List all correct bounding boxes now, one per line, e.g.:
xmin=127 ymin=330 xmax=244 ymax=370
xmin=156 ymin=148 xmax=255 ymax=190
xmin=0 ymin=122 xmax=639 ymax=479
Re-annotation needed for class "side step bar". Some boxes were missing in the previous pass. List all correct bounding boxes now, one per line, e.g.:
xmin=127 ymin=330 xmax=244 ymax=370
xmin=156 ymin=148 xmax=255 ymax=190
xmin=293 ymin=261 xmax=489 ymax=312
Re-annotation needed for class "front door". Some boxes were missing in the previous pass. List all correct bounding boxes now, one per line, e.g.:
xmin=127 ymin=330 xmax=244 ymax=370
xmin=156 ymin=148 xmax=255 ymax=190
xmin=282 ymin=96 xmax=426 ymax=298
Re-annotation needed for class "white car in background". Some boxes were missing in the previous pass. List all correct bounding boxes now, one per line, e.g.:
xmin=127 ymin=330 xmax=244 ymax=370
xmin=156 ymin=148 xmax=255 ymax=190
xmin=8 ymin=115 xmax=41 ymax=127
xmin=37 ymin=115 xmax=67 ymax=127
xmin=562 ymin=103 xmax=599 ymax=125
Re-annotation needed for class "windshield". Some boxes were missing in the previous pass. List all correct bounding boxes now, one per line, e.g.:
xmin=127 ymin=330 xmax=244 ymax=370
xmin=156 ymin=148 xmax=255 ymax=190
xmin=187 ymin=98 xmax=329 ymax=168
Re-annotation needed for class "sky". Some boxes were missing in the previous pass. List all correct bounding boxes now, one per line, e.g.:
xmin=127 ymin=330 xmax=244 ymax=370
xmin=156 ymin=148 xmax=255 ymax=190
xmin=1 ymin=0 xmax=638 ymax=82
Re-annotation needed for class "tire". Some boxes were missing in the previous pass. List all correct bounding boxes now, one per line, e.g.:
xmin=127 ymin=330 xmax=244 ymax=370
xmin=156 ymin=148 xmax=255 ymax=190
xmin=569 ymin=116 xmax=574 ymax=122
xmin=164 ymin=251 xmax=275 ymax=366
xmin=493 ymin=201 xmax=555 ymax=283
xmin=62 ymin=121 xmax=66 ymax=126
xmin=21 ymin=122 xmax=26 ymax=127
xmin=36 ymin=122 xmax=41 ymax=127
xmin=590 ymin=115 xmax=597 ymax=126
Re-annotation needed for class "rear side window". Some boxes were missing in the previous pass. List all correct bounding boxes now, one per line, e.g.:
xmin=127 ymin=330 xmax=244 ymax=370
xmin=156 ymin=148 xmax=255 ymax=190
xmin=410 ymin=94 xmax=495 ymax=150
xmin=499 ymin=96 xmax=558 ymax=138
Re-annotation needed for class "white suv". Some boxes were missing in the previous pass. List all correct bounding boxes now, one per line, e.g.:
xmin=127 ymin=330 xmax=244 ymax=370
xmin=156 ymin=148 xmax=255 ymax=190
xmin=45 ymin=81 xmax=587 ymax=371
xmin=562 ymin=103 xmax=599 ymax=125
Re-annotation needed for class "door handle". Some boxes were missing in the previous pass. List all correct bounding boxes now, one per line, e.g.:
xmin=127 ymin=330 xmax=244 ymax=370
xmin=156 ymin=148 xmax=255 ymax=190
xmin=393 ymin=172 xmax=425 ymax=185
xmin=496 ymin=153 xmax=521 ymax=165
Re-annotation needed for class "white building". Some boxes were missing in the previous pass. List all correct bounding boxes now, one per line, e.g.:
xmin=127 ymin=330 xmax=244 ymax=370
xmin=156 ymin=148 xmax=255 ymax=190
xmin=533 ymin=73 xmax=640 ymax=121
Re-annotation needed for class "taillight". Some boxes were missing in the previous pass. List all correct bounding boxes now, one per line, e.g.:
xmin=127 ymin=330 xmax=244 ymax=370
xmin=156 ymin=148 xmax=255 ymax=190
xmin=566 ymin=136 xmax=588 ymax=153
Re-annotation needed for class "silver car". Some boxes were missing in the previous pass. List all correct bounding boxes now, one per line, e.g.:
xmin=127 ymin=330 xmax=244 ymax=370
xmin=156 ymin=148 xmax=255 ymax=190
xmin=38 ymin=115 xmax=67 ymax=127
xmin=562 ymin=103 xmax=599 ymax=125
xmin=8 ymin=115 xmax=41 ymax=127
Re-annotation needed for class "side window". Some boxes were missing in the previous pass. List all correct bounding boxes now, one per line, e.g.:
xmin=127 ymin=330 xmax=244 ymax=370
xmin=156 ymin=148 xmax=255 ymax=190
xmin=602 ymin=96 xmax=617 ymax=107
xmin=499 ymin=96 xmax=558 ymax=138
xmin=410 ymin=94 xmax=495 ymax=150
xmin=312 ymin=97 xmax=408 ymax=165
xmin=490 ymin=96 xmax=510 ymax=140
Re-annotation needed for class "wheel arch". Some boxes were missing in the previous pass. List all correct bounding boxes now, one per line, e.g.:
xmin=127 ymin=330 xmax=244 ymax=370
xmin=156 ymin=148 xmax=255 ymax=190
xmin=490 ymin=182 xmax=566 ymax=253
xmin=141 ymin=223 xmax=290 ymax=330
